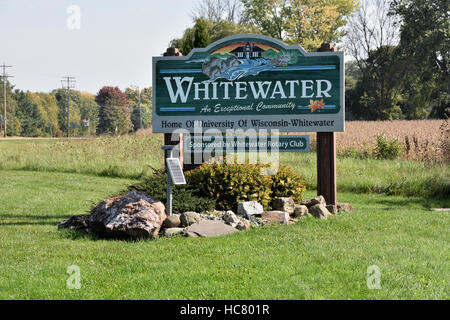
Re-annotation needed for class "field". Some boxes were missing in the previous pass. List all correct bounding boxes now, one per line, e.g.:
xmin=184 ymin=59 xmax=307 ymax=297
xmin=305 ymin=120 xmax=448 ymax=162
xmin=0 ymin=120 xmax=449 ymax=300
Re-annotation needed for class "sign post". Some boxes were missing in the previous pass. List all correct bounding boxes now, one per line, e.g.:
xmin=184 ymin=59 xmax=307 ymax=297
xmin=153 ymin=35 xmax=344 ymax=205
xmin=162 ymin=145 xmax=186 ymax=216
xmin=317 ymin=44 xmax=338 ymax=205
xmin=163 ymin=48 xmax=184 ymax=169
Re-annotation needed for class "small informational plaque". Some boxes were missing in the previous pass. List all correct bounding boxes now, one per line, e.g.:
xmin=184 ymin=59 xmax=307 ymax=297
xmin=166 ymin=158 xmax=186 ymax=185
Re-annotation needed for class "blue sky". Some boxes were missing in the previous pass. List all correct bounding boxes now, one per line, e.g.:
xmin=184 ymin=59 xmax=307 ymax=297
xmin=0 ymin=0 xmax=197 ymax=93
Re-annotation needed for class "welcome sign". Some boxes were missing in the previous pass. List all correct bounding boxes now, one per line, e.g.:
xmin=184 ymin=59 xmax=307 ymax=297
xmin=153 ymin=34 xmax=344 ymax=133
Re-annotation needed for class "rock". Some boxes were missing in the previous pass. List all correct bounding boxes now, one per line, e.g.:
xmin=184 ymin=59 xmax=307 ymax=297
xmin=244 ymin=214 xmax=257 ymax=223
xmin=184 ymin=220 xmax=239 ymax=238
xmin=308 ymin=204 xmax=331 ymax=220
xmin=288 ymin=218 xmax=299 ymax=226
xmin=293 ymin=205 xmax=309 ymax=218
xmin=58 ymin=214 xmax=92 ymax=233
xmin=272 ymin=197 xmax=295 ymax=214
xmin=261 ymin=211 xmax=290 ymax=225
xmin=180 ymin=211 xmax=202 ymax=227
xmin=164 ymin=228 xmax=185 ymax=238
xmin=199 ymin=213 xmax=219 ymax=220
xmin=164 ymin=215 xmax=181 ymax=228
xmin=89 ymin=191 xmax=166 ymax=239
xmin=326 ymin=205 xmax=338 ymax=215
xmin=301 ymin=195 xmax=326 ymax=208
xmin=183 ymin=230 xmax=200 ymax=238
xmin=251 ymin=217 xmax=266 ymax=227
xmin=222 ymin=211 xmax=240 ymax=228
xmin=337 ymin=202 xmax=354 ymax=213
xmin=236 ymin=217 xmax=251 ymax=231
xmin=237 ymin=201 xmax=263 ymax=218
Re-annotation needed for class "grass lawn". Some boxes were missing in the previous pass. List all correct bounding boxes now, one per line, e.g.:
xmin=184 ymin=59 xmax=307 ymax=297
xmin=0 ymin=170 xmax=448 ymax=299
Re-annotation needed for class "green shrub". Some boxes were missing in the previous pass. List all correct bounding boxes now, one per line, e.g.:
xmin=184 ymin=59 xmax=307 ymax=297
xmin=129 ymin=171 xmax=216 ymax=213
xmin=270 ymin=165 xmax=307 ymax=204
xmin=373 ymin=134 xmax=404 ymax=160
xmin=186 ymin=162 xmax=272 ymax=210
xmin=186 ymin=162 xmax=307 ymax=211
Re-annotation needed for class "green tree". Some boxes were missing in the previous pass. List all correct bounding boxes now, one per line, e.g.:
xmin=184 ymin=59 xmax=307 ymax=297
xmin=193 ymin=18 xmax=211 ymax=48
xmin=53 ymin=88 xmax=82 ymax=136
xmin=179 ymin=28 xmax=195 ymax=56
xmin=95 ymin=86 xmax=132 ymax=135
xmin=392 ymin=0 xmax=449 ymax=118
xmin=13 ymin=90 xmax=45 ymax=137
xmin=0 ymin=79 xmax=21 ymax=136
xmin=78 ymin=92 xmax=100 ymax=136
xmin=344 ymin=60 xmax=361 ymax=119
xmin=172 ymin=19 xmax=259 ymax=55
xmin=27 ymin=92 xmax=62 ymax=136
xmin=241 ymin=0 xmax=358 ymax=51
xmin=347 ymin=46 xmax=404 ymax=120
xmin=176 ymin=19 xmax=212 ymax=55
xmin=125 ymin=87 xmax=152 ymax=131
xmin=241 ymin=0 xmax=287 ymax=40
xmin=345 ymin=0 xmax=412 ymax=120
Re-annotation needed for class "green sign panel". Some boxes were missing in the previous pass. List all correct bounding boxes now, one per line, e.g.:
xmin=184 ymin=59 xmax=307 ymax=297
xmin=184 ymin=135 xmax=310 ymax=153
xmin=153 ymin=34 xmax=344 ymax=133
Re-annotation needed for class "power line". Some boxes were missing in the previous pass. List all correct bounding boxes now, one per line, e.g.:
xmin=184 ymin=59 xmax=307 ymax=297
xmin=1 ymin=64 xmax=13 ymax=138
xmin=61 ymin=76 xmax=76 ymax=138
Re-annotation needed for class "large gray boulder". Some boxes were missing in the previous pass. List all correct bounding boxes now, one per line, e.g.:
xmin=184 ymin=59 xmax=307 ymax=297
xmin=261 ymin=211 xmax=290 ymax=225
xmin=309 ymin=204 xmax=331 ymax=220
xmin=89 ymin=191 xmax=166 ymax=239
xmin=293 ymin=205 xmax=309 ymax=218
xmin=222 ymin=211 xmax=241 ymax=228
xmin=272 ymin=197 xmax=295 ymax=214
xmin=237 ymin=201 xmax=263 ymax=218
xmin=301 ymin=196 xmax=326 ymax=208
xmin=164 ymin=228 xmax=185 ymax=238
xmin=184 ymin=220 xmax=239 ymax=238
xmin=180 ymin=211 xmax=202 ymax=227
xmin=164 ymin=214 xmax=181 ymax=228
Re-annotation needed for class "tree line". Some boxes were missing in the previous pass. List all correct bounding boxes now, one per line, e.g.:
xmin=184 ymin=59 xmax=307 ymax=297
xmin=0 ymin=83 xmax=152 ymax=137
xmin=172 ymin=0 xmax=448 ymax=120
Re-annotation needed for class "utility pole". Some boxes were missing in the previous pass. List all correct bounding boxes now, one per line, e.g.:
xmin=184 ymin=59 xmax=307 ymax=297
xmin=61 ymin=76 xmax=76 ymax=138
xmin=138 ymin=89 xmax=143 ymax=130
xmin=1 ymin=64 xmax=13 ymax=138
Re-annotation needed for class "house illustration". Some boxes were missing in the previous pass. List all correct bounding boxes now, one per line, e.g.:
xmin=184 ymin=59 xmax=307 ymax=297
xmin=230 ymin=42 xmax=265 ymax=59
